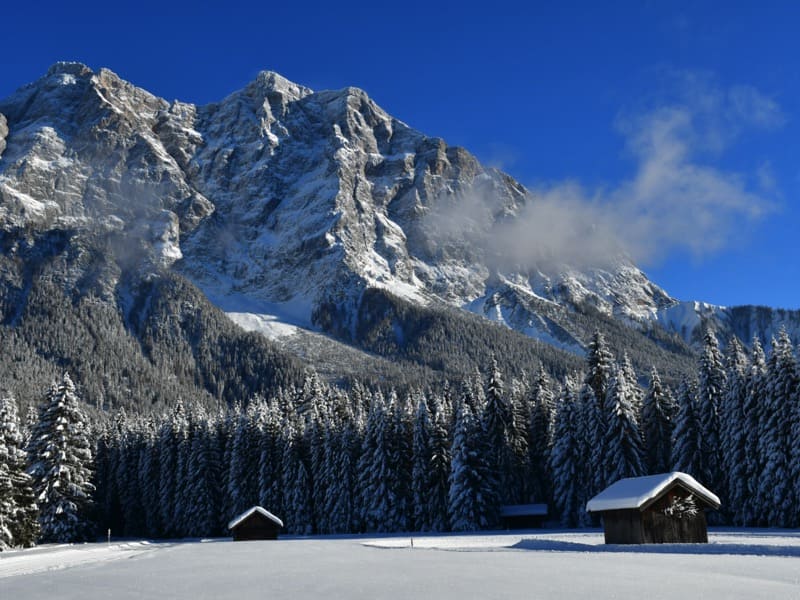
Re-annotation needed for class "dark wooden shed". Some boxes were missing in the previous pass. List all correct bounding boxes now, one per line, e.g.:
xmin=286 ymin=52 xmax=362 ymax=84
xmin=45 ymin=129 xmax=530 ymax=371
xmin=499 ymin=504 xmax=548 ymax=529
xmin=228 ymin=506 xmax=284 ymax=541
xmin=586 ymin=472 xmax=720 ymax=544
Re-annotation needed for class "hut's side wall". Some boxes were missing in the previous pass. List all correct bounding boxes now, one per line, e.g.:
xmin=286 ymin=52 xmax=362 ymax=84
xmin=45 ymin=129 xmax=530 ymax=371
xmin=501 ymin=515 xmax=547 ymax=529
xmin=600 ymin=510 xmax=644 ymax=544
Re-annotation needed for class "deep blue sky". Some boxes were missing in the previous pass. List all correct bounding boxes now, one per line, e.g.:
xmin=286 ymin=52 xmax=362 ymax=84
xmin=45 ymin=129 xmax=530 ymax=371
xmin=2 ymin=1 xmax=799 ymax=308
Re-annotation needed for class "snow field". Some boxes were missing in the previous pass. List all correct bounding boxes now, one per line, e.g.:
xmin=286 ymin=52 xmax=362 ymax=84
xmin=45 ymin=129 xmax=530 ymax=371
xmin=0 ymin=541 xmax=158 ymax=579
xmin=2 ymin=531 xmax=799 ymax=599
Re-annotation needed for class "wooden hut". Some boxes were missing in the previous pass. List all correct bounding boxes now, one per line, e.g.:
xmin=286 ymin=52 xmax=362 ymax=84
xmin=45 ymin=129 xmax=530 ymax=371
xmin=586 ymin=472 xmax=720 ymax=544
xmin=228 ymin=507 xmax=284 ymax=541
xmin=499 ymin=504 xmax=548 ymax=529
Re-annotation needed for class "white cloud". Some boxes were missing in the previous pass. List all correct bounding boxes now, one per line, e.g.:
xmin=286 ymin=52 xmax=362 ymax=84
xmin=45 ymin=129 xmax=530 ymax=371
xmin=433 ymin=72 xmax=783 ymax=272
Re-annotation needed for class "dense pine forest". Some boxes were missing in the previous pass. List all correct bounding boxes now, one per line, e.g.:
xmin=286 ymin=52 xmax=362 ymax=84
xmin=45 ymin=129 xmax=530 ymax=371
xmin=2 ymin=329 xmax=800 ymax=549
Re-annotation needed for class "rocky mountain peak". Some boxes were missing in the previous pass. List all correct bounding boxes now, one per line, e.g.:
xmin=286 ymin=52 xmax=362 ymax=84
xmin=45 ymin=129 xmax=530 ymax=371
xmin=248 ymin=70 xmax=313 ymax=101
xmin=2 ymin=65 xmax=797 ymax=357
xmin=46 ymin=61 xmax=93 ymax=78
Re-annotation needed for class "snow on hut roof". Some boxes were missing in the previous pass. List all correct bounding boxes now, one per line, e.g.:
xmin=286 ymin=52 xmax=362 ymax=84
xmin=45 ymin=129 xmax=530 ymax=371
xmin=228 ymin=506 xmax=284 ymax=530
xmin=499 ymin=504 xmax=548 ymax=517
xmin=586 ymin=472 xmax=721 ymax=513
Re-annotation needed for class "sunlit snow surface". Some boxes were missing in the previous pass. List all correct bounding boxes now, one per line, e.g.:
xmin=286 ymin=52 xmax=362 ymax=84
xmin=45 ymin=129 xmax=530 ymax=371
xmin=2 ymin=531 xmax=799 ymax=599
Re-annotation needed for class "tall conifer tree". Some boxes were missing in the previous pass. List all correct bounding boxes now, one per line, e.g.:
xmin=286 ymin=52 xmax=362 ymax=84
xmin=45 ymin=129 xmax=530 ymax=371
xmin=641 ymin=367 xmax=674 ymax=474
xmin=719 ymin=337 xmax=748 ymax=522
xmin=741 ymin=338 xmax=767 ymax=525
xmin=696 ymin=330 xmax=726 ymax=502
xmin=671 ymin=380 xmax=702 ymax=477
xmin=549 ymin=377 xmax=583 ymax=528
xmin=1 ymin=395 xmax=39 ymax=549
xmin=448 ymin=396 xmax=496 ymax=531
xmin=28 ymin=373 xmax=94 ymax=543
xmin=603 ymin=364 xmax=645 ymax=484
xmin=758 ymin=332 xmax=797 ymax=526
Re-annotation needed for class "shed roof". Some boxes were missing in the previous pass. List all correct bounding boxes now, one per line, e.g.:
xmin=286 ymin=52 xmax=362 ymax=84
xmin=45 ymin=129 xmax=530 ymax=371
xmin=586 ymin=472 xmax=721 ymax=513
xmin=499 ymin=504 xmax=548 ymax=517
xmin=228 ymin=506 xmax=284 ymax=530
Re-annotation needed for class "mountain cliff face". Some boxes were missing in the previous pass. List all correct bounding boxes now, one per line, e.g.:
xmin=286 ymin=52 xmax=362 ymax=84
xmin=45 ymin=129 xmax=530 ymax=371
xmin=0 ymin=62 xmax=797 ymax=403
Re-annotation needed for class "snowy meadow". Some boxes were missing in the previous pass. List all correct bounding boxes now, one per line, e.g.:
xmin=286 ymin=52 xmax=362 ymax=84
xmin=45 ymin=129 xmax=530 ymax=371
xmin=2 ymin=530 xmax=799 ymax=599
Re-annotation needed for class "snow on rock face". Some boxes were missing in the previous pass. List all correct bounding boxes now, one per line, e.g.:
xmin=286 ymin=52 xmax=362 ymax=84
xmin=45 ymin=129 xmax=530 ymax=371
xmin=0 ymin=113 xmax=8 ymax=157
xmin=0 ymin=63 xmax=212 ymax=269
xmin=177 ymin=73 xmax=535 ymax=322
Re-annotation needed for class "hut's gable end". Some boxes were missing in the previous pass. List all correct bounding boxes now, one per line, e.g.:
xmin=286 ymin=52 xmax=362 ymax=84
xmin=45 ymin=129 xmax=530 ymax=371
xmin=639 ymin=481 xmax=717 ymax=513
xmin=228 ymin=506 xmax=284 ymax=541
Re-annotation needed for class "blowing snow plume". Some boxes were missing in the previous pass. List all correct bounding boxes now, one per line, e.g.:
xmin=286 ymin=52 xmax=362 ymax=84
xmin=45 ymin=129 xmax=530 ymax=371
xmin=430 ymin=72 xmax=783 ymax=273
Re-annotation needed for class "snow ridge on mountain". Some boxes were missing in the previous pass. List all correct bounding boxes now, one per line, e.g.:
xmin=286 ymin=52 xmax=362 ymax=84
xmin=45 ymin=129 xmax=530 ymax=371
xmin=0 ymin=63 xmax=797 ymax=356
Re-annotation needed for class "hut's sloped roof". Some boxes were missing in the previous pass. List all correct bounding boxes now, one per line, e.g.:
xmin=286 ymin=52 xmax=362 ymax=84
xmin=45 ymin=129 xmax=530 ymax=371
xmin=586 ymin=472 xmax=721 ymax=513
xmin=228 ymin=506 xmax=284 ymax=530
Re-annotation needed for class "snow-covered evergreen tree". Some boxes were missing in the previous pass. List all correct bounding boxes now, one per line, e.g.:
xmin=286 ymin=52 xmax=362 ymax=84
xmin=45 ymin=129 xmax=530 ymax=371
xmin=579 ymin=383 xmax=604 ymax=500
xmin=324 ymin=411 xmax=358 ymax=534
xmin=549 ymin=377 xmax=583 ymax=528
xmin=157 ymin=402 xmax=183 ymax=537
xmin=527 ymin=370 xmax=554 ymax=504
xmin=360 ymin=392 xmax=411 ymax=532
xmin=378 ymin=391 xmax=412 ymax=532
xmin=505 ymin=386 xmax=530 ymax=504
xmin=216 ymin=407 xmax=236 ymax=532
xmin=257 ymin=401 xmax=284 ymax=519
xmin=24 ymin=405 xmax=37 ymax=447
xmin=427 ymin=393 xmax=451 ymax=532
xmin=741 ymin=338 xmax=767 ymax=525
xmin=187 ymin=415 xmax=222 ymax=537
xmin=719 ymin=337 xmax=748 ymax=523
xmin=448 ymin=396 xmax=496 ymax=531
xmin=582 ymin=332 xmax=616 ymax=496
xmin=791 ymin=357 xmax=800 ymax=527
xmin=0 ymin=395 xmax=39 ymax=549
xmin=671 ymin=380 xmax=702 ymax=478
xmin=758 ymin=331 xmax=797 ymax=527
xmin=117 ymin=420 xmax=146 ymax=536
xmin=696 ymin=330 xmax=726 ymax=504
xmin=227 ymin=403 xmax=260 ymax=516
xmin=603 ymin=364 xmax=645 ymax=484
xmin=172 ymin=404 xmax=193 ymax=537
xmin=360 ymin=393 xmax=393 ymax=532
xmin=28 ymin=373 xmax=95 ymax=543
xmin=584 ymin=332 xmax=616 ymax=405
xmin=412 ymin=396 xmax=433 ymax=531
xmin=620 ymin=354 xmax=643 ymax=415
xmin=97 ymin=413 xmax=125 ymax=536
xmin=281 ymin=419 xmax=313 ymax=535
xmin=641 ymin=367 xmax=674 ymax=474
xmin=483 ymin=355 xmax=509 ymax=472
xmin=137 ymin=419 xmax=161 ymax=537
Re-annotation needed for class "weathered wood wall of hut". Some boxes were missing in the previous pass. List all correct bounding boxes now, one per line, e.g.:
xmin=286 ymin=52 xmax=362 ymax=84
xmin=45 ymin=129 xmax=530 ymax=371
xmin=600 ymin=509 xmax=644 ymax=544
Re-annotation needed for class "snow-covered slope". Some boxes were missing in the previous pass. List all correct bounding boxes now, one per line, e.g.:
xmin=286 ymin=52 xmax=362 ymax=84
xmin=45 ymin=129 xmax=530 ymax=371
xmin=5 ymin=533 xmax=800 ymax=600
xmin=0 ymin=62 xmax=797 ymax=359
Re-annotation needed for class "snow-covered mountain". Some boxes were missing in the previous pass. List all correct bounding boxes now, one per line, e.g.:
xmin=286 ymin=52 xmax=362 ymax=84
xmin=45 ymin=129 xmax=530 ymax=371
xmin=0 ymin=62 xmax=797 ymax=370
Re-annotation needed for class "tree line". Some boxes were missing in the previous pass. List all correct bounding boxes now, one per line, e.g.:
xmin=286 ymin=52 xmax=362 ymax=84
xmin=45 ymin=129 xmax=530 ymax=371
xmin=1 ymin=328 xmax=799 ymax=548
